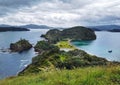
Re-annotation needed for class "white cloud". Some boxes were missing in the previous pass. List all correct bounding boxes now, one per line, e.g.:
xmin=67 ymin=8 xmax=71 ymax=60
xmin=0 ymin=0 xmax=120 ymax=27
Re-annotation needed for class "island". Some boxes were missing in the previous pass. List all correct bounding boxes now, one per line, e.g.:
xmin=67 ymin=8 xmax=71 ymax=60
xmin=108 ymin=29 xmax=120 ymax=32
xmin=42 ymin=26 xmax=96 ymax=43
xmin=0 ymin=27 xmax=30 ymax=32
xmin=10 ymin=39 xmax=32 ymax=52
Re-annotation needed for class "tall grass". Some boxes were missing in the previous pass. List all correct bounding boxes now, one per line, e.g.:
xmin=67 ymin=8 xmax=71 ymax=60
xmin=0 ymin=65 xmax=120 ymax=85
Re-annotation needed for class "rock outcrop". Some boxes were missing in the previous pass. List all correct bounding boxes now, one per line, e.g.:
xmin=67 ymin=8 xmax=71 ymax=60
xmin=10 ymin=39 xmax=32 ymax=52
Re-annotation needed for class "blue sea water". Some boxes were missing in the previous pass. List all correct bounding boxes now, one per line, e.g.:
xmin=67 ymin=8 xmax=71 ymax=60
xmin=0 ymin=29 xmax=49 ymax=79
xmin=71 ymin=31 xmax=120 ymax=62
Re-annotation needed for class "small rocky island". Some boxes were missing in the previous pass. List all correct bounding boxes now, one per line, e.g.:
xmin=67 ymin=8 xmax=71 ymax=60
xmin=0 ymin=27 xmax=29 ymax=32
xmin=10 ymin=39 xmax=32 ymax=52
xmin=42 ymin=26 xmax=96 ymax=43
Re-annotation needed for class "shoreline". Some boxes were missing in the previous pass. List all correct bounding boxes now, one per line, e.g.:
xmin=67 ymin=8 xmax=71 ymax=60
xmin=1 ymin=28 xmax=120 ymax=80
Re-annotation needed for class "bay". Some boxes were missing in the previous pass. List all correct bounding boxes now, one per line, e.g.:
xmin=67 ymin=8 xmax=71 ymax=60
xmin=71 ymin=31 xmax=120 ymax=62
xmin=0 ymin=29 xmax=49 ymax=79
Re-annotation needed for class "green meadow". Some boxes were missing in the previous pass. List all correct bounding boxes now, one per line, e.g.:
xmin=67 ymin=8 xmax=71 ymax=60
xmin=0 ymin=65 xmax=120 ymax=85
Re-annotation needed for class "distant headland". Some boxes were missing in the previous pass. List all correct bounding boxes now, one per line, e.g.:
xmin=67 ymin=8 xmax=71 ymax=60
xmin=0 ymin=27 xmax=29 ymax=32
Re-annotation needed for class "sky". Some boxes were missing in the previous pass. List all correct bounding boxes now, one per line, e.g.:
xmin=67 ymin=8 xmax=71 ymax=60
xmin=0 ymin=0 xmax=120 ymax=27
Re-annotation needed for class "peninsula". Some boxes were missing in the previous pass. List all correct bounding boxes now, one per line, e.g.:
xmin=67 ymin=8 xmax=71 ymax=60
xmin=0 ymin=27 xmax=29 ymax=32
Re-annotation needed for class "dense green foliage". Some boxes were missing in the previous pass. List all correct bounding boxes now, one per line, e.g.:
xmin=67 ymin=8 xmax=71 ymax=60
xmin=1 ymin=65 xmax=120 ymax=85
xmin=10 ymin=39 xmax=32 ymax=52
xmin=19 ymin=40 xmax=108 ymax=75
xmin=42 ymin=26 xmax=96 ymax=43
xmin=34 ymin=41 xmax=59 ymax=53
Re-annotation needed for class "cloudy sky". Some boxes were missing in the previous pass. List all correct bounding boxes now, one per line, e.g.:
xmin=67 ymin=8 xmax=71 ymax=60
xmin=0 ymin=0 xmax=120 ymax=27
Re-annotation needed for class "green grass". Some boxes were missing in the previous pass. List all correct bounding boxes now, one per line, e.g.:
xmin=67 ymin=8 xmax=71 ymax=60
xmin=56 ymin=40 xmax=75 ymax=49
xmin=0 ymin=65 xmax=120 ymax=85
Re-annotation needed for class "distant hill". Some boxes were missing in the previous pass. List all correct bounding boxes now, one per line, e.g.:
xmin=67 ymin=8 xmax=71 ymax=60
xmin=0 ymin=27 xmax=29 ymax=32
xmin=0 ymin=24 xmax=11 ymax=27
xmin=20 ymin=24 xmax=55 ymax=29
xmin=1 ymin=24 xmax=120 ymax=32
xmin=0 ymin=24 xmax=65 ymax=29
xmin=88 ymin=25 xmax=120 ymax=31
xmin=108 ymin=29 xmax=120 ymax=32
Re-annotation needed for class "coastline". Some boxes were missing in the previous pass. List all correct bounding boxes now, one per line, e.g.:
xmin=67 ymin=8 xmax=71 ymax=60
xmin=1 ymin=28 xmax=120 ymax=79
xmin=1 ymin=29 xmax=120 ymax=85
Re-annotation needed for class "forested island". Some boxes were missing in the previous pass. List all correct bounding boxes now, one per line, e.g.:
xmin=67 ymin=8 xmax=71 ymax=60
xmin=42 ymin=26 xmax=96 ymax=43
xmin=10 ymin=39 xmax=32 ymax=52
xmin=0 ymin=27 xmax=29 ymax=32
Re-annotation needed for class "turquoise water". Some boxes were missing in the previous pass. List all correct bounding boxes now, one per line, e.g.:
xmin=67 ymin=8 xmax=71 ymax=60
xmin=71 ymin=31 xmax=120 ymax=62
xmin=0 ymin=29 xmax=49 ymax=79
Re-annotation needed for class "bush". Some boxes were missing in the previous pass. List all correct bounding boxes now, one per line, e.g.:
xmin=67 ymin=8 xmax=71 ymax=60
xmin=34 ymin=41 xmax=59 ymax=53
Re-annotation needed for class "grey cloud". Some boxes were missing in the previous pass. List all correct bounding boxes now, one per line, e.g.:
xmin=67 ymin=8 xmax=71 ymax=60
xmin=0 ymin=0 xmax=120 ymax=27
xmin=0 ymin=0 xmax=41 ymax=7
xmin=0 ymin=0 xmax=41 ymax=16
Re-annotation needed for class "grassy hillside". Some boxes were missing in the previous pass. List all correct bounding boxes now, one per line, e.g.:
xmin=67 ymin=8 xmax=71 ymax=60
xmin=56 ymin=40 xmax=75 ymax=49
xmin=0 ymin=65 xmax=120 ymax=85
